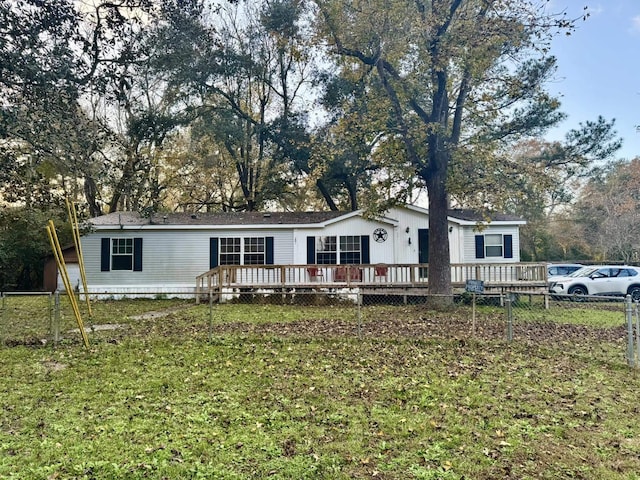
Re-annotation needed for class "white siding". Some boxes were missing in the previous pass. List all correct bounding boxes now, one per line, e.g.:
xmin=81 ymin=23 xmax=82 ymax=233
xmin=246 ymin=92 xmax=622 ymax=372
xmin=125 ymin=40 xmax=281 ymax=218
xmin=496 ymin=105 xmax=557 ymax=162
xmin=462 ymin=226 xmax=521 ymax=263
xmin=292 ymin=207 xmax=492 ymax=266
xmin=208 ymin=229 xmax=293 ymax=265
xmin=81 ymin=229 xmax=293 ymax=291
xmin=293 ymin=216 xmax=396 ymax=265
xmin=385 ymin=207 xmax=462 ymax=263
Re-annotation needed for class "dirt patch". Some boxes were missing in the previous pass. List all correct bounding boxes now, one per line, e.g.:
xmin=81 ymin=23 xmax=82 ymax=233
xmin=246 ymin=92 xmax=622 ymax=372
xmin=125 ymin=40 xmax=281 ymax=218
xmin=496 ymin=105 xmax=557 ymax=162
xmin=69 ymin=323 xmax=129 ymax=334
xmin=128 ymin=304 xmax=196 ymax=320
xmin=41 ymin=361 xmax=67 ymax=372
xmin=3 ymin=337 xmax=47 ymax=347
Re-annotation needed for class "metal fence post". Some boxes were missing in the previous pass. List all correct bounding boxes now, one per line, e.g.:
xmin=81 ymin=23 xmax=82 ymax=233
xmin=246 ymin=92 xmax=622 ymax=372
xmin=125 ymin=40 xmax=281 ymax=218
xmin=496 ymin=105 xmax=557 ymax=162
xmin=626 ymin=295 xmax=635 ymax=368
xmin=0 ymin=292 xmax=5 ymax=347
xmin=48 ymin=292 xmax=53 ymax=345
xmin=208 ymin=293 xmax=214 ymax=342
xmin=53 ymin=291 xmax=61 ymax=346
xmin=356 ymin=291 xmax=362 ymax=339
xmin=471 ymin=293 xmax=477 ymax=336
xmin=635 ymin=302 xmax=640 ymax=369
xmin=505 ymin=296 xmax=513 ymax=343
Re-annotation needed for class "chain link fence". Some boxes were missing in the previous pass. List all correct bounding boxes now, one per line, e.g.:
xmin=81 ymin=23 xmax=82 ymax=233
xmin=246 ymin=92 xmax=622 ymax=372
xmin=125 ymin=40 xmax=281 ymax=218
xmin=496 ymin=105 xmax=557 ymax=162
xmin=504 ymin=292 xmax=640 ymax=369
xmin=0 ymin=291 xmax=192 ymax=347
xmin=503 ymin=291 xmax=626 ymax=342
xmin=3 ymin=289 xmax=639 ymax=370
xmin=206 ymin=288 xmax=625 ymax=337
xmin=0 ymin=291 xmax=91 ymax=347
xmin=0 ymin=292 xmax=59 ymax=347
xmin=205 ymin=288 xmax=636 ymax=366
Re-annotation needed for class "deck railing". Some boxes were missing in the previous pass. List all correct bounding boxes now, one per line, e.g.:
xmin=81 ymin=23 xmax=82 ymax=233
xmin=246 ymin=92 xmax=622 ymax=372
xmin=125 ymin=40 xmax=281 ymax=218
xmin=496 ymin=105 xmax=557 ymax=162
xmin=195 ymin=263 xmax=547 ymax=302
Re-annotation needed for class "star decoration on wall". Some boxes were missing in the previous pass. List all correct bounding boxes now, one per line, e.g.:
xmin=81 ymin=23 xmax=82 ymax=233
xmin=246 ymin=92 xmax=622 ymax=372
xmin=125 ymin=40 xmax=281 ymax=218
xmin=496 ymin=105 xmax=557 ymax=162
xmin=373 ymin=228 xmax=388 ymax=243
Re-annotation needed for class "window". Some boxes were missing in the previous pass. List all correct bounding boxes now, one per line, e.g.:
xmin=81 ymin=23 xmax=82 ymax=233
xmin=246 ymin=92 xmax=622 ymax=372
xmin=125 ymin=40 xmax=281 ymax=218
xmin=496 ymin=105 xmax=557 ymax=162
xmin=220 ymin=238 xmax=241 ymax=265
xmin=307 ymin=235 xmax=370 ymax=265
xmin=484 ymin=234 xmax=503 ymax=257
xmin=101 ymin=237 xmax=143 ymax=272
xmin=619 ymin=269 xmax=639 ymax=278
xmin=474 ymin=234 xmax=513 ymax=259
xmin=340 ymin=236 xmax=361 ymax=264
xmin=244 ymin=237 xmax=265 ymax=265
xmin=316 ymin=236 xmax=337 ymax=264
xmin=216 ymin=237 xmax=269 ymax=266
xmin=112 ymin=238 xmax=133 ymax=270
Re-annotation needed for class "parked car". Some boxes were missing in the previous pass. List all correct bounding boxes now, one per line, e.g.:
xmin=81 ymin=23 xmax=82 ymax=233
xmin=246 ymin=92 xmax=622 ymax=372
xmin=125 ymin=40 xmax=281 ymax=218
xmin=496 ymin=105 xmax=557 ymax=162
xmin=547 ymin=263 xmax=583 ymax=280
xmin=548 ymin=265 xmax=640 ymax=301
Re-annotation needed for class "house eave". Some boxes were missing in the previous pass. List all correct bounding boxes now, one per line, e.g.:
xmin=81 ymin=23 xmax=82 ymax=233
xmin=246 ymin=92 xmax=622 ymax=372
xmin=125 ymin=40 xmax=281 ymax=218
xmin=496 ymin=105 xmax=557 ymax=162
xmin=88 ymin=213 xmax=399 ymax=231
xmin=89 ymin=223 xmax=320 ymax=231
xmin=453 ymin=219 xmax=527 ymax=227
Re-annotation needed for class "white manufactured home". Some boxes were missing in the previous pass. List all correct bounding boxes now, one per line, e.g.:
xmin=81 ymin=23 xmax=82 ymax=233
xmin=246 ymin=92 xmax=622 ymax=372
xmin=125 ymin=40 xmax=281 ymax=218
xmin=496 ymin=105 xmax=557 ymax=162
xmin=72 ymin=205 xmax=534 ymax=297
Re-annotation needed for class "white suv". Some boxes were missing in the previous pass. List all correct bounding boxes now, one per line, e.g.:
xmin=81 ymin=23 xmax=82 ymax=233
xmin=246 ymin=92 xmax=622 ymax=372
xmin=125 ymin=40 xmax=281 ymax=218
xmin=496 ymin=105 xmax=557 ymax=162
xmin=549 ymin=265 xmax=640 ymax=301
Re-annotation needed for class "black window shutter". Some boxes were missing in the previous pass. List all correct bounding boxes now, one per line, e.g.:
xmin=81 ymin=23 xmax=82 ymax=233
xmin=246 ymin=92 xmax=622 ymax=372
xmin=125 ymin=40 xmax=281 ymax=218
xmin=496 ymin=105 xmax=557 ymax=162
xmin=100 ymin=238 xmax=111 ymax=272
xmin=475 ymin=235 xmax=485 ymax=259
xmin=210 ymin=238 xmax=219 ymax=269
xmin=504 ymin=234 xmax=513 ymax=259
xmin=361 ymin=235 xmax=370 ymax=264
xmin=133 ymin=238 xmax=143 ymax=271
xmin=265 ymin=237 xmax=274 ymax=265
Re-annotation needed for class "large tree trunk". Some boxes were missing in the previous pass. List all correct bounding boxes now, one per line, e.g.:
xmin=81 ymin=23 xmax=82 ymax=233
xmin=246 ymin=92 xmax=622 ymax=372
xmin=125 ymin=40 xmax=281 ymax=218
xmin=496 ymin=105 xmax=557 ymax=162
xmin=83 ymin=175 xmax=102 ymax=217
xmin=316 ymin=179 xmax=339 ymax=211
xmin=425 ymin=154 xmax=452 ymax=304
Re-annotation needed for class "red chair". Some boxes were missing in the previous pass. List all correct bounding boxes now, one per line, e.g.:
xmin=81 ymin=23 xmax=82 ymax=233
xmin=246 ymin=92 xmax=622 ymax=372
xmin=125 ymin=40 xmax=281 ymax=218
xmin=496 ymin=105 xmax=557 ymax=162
xmin=375 ymin=264 xmax=388 ymax=278
xmin=334 ymin=267 xmax=362 ymax=282
xmin=307 ymin=267 xmax=323 ymax=281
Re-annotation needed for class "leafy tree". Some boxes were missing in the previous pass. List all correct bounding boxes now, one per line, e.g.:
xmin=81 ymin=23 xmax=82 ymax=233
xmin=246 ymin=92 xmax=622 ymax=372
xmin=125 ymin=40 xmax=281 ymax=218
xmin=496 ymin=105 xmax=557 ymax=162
xmin=162 ymin=122 xmax=249 ymax=212
xmin=0 ymin=1 xmax=85 ymax=209
xmin=0 ymin=207 xmax=71 ymax=290
xmin=0 ymin=92 xmax=108 ymax=212
xmin=454 ymin=117 xmax=620 ymax=260
xmin=545 ymin=213 xmax=591 ymax=261
xmin=0 ymin=0 xmax=160 ymax=214
xmin=311 ymin=74 xmax=412 ymax=211
xmin=315 ymin=0 xmax=587 ymax=298
xmin=153 ymin=0 xmax=318 ymax=211
xmin=0 ymin=1 xmax=168 ymax=289
xmin=100 ymin=48 xmax=192 ymax=214
xmin=0 ymin=1 xmax=80 ymax=100
xmin=574 ymin=158 xmax=640 ymax=263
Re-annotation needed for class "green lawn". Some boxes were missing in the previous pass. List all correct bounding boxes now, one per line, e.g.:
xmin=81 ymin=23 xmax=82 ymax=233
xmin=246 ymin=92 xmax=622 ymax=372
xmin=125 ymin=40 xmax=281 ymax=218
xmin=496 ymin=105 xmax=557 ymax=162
xmin=1 ymin=298 xmax=639 ymax=479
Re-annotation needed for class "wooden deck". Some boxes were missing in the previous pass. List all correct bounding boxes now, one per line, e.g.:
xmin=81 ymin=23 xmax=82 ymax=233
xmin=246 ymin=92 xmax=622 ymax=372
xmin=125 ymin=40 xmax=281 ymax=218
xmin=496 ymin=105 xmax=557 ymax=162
xmin=195 ymin=263 xmax=548 ymax=302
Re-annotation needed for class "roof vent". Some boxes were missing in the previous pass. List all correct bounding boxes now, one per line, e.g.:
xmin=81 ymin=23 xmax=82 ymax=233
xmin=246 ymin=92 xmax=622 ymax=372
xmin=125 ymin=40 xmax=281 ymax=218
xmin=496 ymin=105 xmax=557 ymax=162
xmin=263 ymin=213 xmax=271 ymax=218
xmin=191 ymin=214 xmax=198 ymax=219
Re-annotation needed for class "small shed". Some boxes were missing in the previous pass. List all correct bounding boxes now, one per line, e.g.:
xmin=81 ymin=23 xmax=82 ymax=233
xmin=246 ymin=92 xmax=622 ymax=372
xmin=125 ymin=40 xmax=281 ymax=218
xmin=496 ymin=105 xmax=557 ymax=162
xmin=43 ymin=245 xmax=80 ymax=293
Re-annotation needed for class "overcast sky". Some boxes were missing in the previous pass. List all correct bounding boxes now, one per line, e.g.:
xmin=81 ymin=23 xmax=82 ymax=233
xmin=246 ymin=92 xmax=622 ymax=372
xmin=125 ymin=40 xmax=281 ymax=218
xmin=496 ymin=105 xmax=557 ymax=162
xmin=546 ymin=1 xmax=640 ymax=160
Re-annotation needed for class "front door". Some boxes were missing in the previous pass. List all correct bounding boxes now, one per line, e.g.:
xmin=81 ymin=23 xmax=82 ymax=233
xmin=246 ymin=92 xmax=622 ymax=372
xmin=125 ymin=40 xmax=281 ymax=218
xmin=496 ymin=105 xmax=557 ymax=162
xmin=418 ymin=228 xmax=429 ymax=278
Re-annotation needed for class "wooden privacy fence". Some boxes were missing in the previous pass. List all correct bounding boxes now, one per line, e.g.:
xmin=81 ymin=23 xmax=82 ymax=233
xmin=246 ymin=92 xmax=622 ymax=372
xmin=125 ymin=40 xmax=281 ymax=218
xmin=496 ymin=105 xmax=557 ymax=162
xmin=195 ymin=263 xmax=548 ymax=302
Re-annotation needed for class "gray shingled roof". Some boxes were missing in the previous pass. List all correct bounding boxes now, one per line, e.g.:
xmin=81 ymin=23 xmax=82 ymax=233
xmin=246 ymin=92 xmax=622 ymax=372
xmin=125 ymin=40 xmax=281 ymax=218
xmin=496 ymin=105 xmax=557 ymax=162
xmin=447 ymin=209 xmax=524 ymax=223
xmin=88 ymin=211 xmax=349 ymax=227
xmin=87 ymin=208 xmax=523 ymax=228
